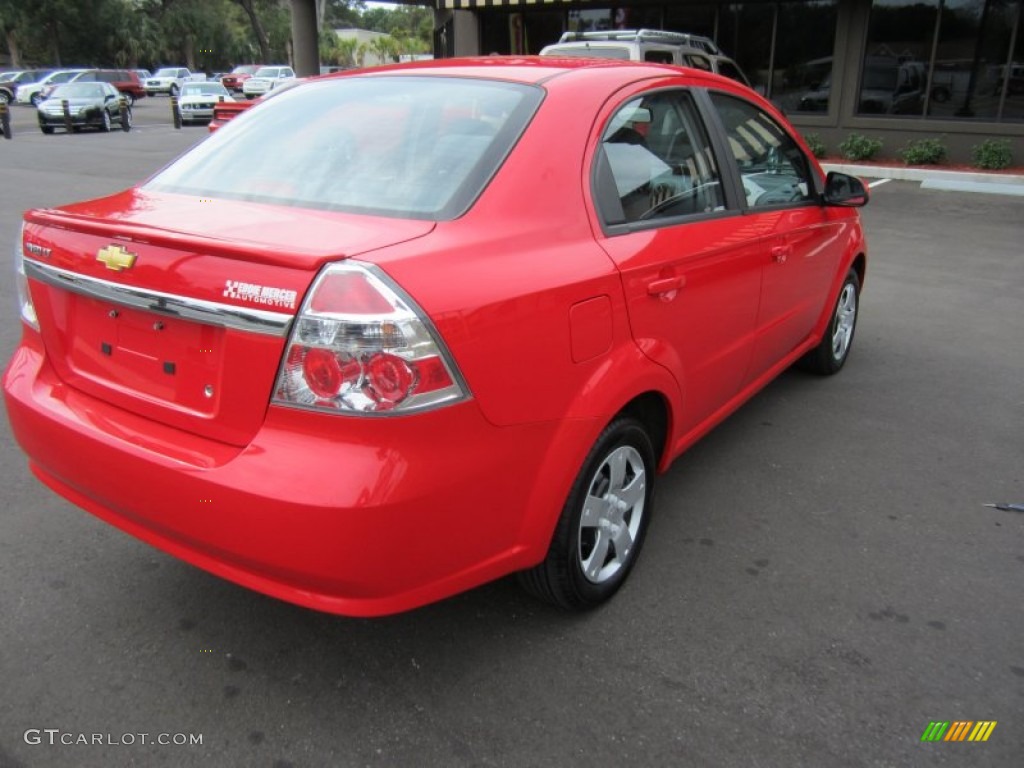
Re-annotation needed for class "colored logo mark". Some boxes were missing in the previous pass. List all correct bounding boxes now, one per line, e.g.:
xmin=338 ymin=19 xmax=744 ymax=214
xmin=921 ymin=721 xmax=997 ymax=742
xmin=96 ymin=244 xmax=138 ymax=272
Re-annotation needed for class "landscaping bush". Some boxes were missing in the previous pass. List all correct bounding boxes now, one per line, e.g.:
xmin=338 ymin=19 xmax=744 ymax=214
xmin=838 ymin=133 xmax=883 ymax=161
xmin=971 ymin=139 xmax=1013 ymax=170
xmin=802 ymin=133 xmax=827 ymax=159
xmin=899 ymin=138 xmax=947 ymax=165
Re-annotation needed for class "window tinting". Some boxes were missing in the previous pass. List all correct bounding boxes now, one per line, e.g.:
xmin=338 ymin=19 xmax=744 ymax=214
xmin=596 ymin=91 xmax=725 ymax=225
xmin=862 ymin=0 xmax=1022 ymax=121
xmin=145 ymin=77 xmax=543 ymax=220
xmin=709 ymin=92 xmax=815 ymax=207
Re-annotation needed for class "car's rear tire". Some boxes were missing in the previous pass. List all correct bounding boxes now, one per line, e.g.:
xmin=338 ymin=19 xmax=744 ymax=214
xmin=0 ymin=91 xmax=9 ymax=105
xmin=31 ymin=93 xmax=43 ymax=107
xmin=518 ymin=417 xmax=655 ymax=610
xmin=798 ymin=268 xmax=860 ymax=375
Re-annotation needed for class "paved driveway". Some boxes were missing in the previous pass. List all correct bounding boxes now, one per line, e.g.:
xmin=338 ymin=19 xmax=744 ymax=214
xmin=0 ymin=126 xmax=1021 ymax=767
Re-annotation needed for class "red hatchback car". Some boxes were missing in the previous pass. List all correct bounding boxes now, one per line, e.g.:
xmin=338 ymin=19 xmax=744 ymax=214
xmin=5 ymin=58 xmax=868 ymax=616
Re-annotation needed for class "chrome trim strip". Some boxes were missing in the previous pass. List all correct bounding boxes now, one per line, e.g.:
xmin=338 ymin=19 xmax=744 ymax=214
xmin=24 ymin=259 xmax=294 ymax=337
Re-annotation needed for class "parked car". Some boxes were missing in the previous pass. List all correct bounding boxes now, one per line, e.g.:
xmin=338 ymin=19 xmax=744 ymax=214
xmin=220 ymin=64 xmax=262 ymax=92
xmin=0 ymin=69 xmax=54 ymax=105
xmin=178 ymin=81 xmax=235 ymax=124
xmin=36 ymin=81 xmax=130 ymax=133
xmin=145 ymin=67 xmax=205 ymax=97
xmin=17 ymin=69 xmax=87 ymax=106
xmin=134 ymin=69 xmax=152 ymax=82
xmin=72 ymin=69 xmax=146 ymax=105
xmin=541 ymin=28 xmax=752 ymax=87
xmin=800 ymin=57 xmax=927 ymax=114
xmin=208 ymin=100 xmax=254 ymax=132
xmin=5 ymin=57 xmax=867 ymax=617
xmin=241 ymin=65 xmax=295 ymax=98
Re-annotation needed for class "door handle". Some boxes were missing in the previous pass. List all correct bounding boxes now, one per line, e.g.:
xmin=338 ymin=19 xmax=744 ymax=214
xmin=771 ymin=245 xmax=792 ymax=264
xmin=647 ymin=276 xmax=685 ymax=298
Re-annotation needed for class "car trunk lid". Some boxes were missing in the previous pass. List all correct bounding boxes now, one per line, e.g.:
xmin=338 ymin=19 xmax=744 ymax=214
xmin=22 ymin=190 xmax=435 ymax=446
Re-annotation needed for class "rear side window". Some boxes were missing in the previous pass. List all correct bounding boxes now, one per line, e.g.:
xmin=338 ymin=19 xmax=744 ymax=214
xmin=644 ymin=50 xmax=674 ymax=64
xmin=146 ymin=77 xmax=543 ymax=220
xmin=594 ymin=90 xmax=725 ymax=226
xmin=684 ymin=55 xmax=712 ymax=72
xmin=709 ymin=92 xmax=815 ymax=208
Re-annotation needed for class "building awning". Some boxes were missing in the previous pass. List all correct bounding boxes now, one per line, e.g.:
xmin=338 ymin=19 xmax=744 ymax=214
xmin=441 ymin=0 xmax=589 ymax=8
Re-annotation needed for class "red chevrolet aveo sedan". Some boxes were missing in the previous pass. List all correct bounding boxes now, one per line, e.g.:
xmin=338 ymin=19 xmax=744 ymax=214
xmin=4 ymin=58 xmax=868 ymax=616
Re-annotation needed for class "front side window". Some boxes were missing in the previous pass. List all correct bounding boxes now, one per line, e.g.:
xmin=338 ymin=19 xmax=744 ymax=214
xmin=595 ymin=90 xmax=725 ymax=226
xmin=146 ymin=77 xmax=543 ymax=220
xmin=709 ymin=92 xmax=815 ymax=208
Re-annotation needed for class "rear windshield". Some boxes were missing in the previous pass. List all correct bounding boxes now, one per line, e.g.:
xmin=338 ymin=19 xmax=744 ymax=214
xmin=543 ymin=45 xmax=632 ymax=60
xmin=50 ymin=83 xmax=106 ymax=99
xmin=181 ymin=83 xmax=227 ymax=96
xmin=146 ymin=76 xmax=543 ymax=220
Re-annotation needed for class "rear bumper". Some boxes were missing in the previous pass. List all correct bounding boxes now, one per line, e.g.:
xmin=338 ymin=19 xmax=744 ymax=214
xmin=4 ymin=337 xmax=588 ymax=616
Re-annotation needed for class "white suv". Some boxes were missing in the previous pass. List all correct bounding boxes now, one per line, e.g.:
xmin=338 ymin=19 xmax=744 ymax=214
xmin=242 ymin=66 xmax=296 ymax=99
xmin=541 ymin=29 xmax=751 ymax=88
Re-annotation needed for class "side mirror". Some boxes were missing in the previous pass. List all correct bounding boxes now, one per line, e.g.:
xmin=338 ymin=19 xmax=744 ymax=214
xmin=823 ymin=171 xmax=869 ymax=207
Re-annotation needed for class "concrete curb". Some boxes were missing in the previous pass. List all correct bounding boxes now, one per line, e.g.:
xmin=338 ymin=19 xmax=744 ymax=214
xmin=821 ymin=162 xmax=1024 ymax=196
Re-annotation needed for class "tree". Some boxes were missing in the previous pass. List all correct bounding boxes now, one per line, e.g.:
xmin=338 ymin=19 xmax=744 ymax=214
xmin=232 ymin=0 xmax=270 ymax=62
xmin=0 ymin=0 xmax=28 ymax=67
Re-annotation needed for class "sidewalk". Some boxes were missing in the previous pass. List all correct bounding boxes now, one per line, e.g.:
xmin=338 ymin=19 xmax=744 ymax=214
xmin=821 ymin=161 xmax=1024 ymax=197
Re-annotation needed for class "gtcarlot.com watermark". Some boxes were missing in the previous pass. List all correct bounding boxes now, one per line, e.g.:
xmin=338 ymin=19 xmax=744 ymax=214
xmin=24 ymin=729 xmax=202 ymax=747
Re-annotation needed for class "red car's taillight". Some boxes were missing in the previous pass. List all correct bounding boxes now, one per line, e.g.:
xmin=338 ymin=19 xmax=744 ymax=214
xmin=273 ymin=261 xmax=467 ymax=415
xmin=15 ymin=225 xmax=39 ymax=330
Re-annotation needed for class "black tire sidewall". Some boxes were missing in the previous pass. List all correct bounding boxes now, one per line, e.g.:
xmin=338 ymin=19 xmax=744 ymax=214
xmin=557 ymin=418 xmax=656 ymax=606
xmin=826 ymin=270 xmax=860 ymax=372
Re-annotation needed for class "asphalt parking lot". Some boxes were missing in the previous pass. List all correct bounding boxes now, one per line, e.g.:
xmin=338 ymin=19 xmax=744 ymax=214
xmin=0 ymin=114 xmax=1022 ymax=767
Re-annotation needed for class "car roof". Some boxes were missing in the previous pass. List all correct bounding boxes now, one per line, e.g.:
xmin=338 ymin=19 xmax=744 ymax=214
xmin=317 ymin=55 xmax=703 ymax=86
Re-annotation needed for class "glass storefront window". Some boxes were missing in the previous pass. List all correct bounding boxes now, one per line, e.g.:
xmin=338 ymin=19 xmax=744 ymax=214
xmin=773 ymin=1 xmax=839 ymax=114
xmin=862 ymin=0 xmax=1022 ymax=121
xmin=569 ymin=10 xmax=614 ymax=33
xmin=1005 ymin=8 xmax=1024 ymax=120
xmin=860 ymin=0 xmax=937 ymax=116
xmin=938 ymin=0 xmax=1021 ymax=120
xmin=718 ymin=3 xmax=777 ymax=96
xmin=664 ymin=3 xmax=718 ymax=40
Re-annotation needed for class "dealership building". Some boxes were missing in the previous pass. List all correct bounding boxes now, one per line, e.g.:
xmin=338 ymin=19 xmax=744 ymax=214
xmin=423 ymin=0 xmax=1023 ymax=163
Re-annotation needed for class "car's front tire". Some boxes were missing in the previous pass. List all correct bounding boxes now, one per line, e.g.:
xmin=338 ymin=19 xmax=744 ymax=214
xmin=101 ymin=110 xmax=111 ymax=132
xmin=519 ymin=417 xmax=655 ymax=610
xmin=798 ymin=268 xmax=860 ymax=375
xmin=39 ymin=124 xmax=54 ymax=135
xmin=30 ymin=93 xmax=43 ymax=107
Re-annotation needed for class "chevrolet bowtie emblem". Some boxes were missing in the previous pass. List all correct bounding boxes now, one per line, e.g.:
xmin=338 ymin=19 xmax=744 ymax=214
xmin=97 ymin=244 xmax=137 ymax=272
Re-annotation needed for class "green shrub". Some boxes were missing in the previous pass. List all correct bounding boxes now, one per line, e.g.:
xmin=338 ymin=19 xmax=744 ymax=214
xmin=803 ymin=133 xmax=827 ymax=159
xmin=899 ymin=138 xmax=947 ymax=165
xmin=838 ymin=133 xmax=883 ymax=162
xmin=971 ymin=139 xmax=1013 ymax=170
